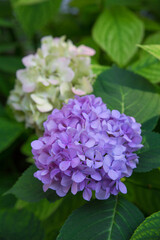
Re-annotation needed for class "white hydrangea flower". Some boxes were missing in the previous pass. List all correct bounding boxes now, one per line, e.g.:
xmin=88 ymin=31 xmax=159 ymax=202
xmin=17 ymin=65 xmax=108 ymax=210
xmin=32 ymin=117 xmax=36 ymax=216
xmin=8 ymin=36 xmax=95 ymax=132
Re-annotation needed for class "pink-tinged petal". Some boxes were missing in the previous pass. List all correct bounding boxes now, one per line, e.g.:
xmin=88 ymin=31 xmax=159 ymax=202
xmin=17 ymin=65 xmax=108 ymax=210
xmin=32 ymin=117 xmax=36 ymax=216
xmin=22 ymin=54 xmax=35 ymax=67
xmin=108 ymin=170 xmax=119 ymax=180
xmin=91 ymin=172 xmax=102 ymax=181
xmin=83 ymin=188 xmax=92 ymax=201
xmin=71 ymin=182 xmax=78 ymax=195
xmin=23 ymin=83 xmax=36 ymax=93
xmin=78 ymin=45 xmax=96 ymax=56
xmin=59 ymin=161 xmax=70 ymax=171
xmin=31 ymin=140 xmax=44 ymax=150
xmin=72 ymin=171 xmax=86 ymax=183
xmin=72 ymin=87 xmax=86 ymax=96
xmin=85 ymin=139 xmax=95 ymax=148
xmin=119 ymin=182 xmax=127 ymax=194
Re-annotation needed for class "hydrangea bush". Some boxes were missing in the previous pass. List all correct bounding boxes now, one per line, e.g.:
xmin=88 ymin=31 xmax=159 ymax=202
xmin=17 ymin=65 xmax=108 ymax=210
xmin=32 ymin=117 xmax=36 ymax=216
xmin=8 ymin=36 xmax=95 ymax=131
xmin=31 ymin=95 xmax=143 ymax=201
xmin=2 ymin=1 xmax=160 ymax=239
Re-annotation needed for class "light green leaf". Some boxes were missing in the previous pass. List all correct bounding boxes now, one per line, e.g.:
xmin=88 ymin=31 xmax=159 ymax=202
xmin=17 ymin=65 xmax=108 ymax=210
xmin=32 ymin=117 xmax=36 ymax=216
xmin=138 ymin=44 xmax=160 ymax=60
xmin=125 ymin=170 xmax=160 ymax=215
xmin=91 ymin=64 xmax=109 ymax=75
xmin=7 ymin=165 xmax=60 ymax=202
xmin=0 ymin=118 xmax=23 ymax=153
xmin=130 ymin=211 xmax=160 ymax=240
xmin=105 ymin=0 xmax=141 ymax=7
xmin=11 ymin=0 xmax=61 ymax=36
xmin=14 ymin=0 xmax=48 ymax=6
xmin=136 ymin=132 xmax=160 ymax=172
xmin=129 ymin=32 xmax=160 ymax=83
xmin=92 ymin=7 xmax=144 ymax=66
xmin=0 ymin=209 xmax=44 ymax=240
xmin=57 ymin=196 xmax=144 ymax=240
xmin=93 ymin=66 xmax=160 ymax=131
xmin=129 ymin=55 xmax=160 ymax=83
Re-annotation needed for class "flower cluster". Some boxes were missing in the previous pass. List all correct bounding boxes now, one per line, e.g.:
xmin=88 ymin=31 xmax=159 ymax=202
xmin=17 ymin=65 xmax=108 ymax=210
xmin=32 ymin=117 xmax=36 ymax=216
xmin=8 ymin=36 xmax=95 ymax=131
xmin=31 ymin=95 xmax=143 ymax=201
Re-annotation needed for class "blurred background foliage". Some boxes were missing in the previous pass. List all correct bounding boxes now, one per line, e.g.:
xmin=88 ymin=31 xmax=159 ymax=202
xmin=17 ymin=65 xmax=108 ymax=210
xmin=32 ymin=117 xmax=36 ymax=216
xmin=1 ymin=0 xmax=160 ymax=239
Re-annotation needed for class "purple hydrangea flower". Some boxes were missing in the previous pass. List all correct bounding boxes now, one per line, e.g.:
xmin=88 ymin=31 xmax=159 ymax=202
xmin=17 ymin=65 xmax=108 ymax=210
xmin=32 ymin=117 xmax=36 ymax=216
xmin=31 ymin=95 xmax=143 ymax=201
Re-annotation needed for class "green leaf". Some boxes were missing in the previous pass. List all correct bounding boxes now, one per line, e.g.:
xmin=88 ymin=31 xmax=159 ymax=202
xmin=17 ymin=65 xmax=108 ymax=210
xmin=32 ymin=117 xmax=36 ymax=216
xmin=129 ymin=32 xmax=160 ymax=83
xmin=11 ymin=0 xmax=61 ymax=36
xmin=92 ymin=7 xmax=144 ymax=66
xmin=105 ymin=0 xmax=141 ymax=7
xmin=0 ymin=56 xmax=23 ymax=73
xmin=0 ymin=118 xmax=23 ymax=153
xmin=14 ymin=0 xmax=48 ymax=6
xmin=0 ymin=209 xmax=44 ymax=240
xmin=0 ymin=18 xmax=13 ymax=28
xmin=129 ymin=55 xmax=160 ymax=83
xmin=130 ymin=211 xmax=160 ymax=239
xmin=21 ymin=134 xmax=37 ymax=157
xmin=16 ymin=198 xmax=62 ymax=221
xmin=0 ymin=43 xmax=17 ymax=53
xmin=136 ymin=132 xmax=160 ymax=172
xmin=7 ymin=165 xmax=60 ymax=202
xmin=125 ymin=170 xmax=160 ymax=215
xmin=141 ymin=18 xmax=160 ymax=31
xmin=138 ymin=44 xmax=160 ymax=60
xmin=57 ymin=196 xmax=144 ymax=240
xmin=143 ymin=32 xmax=160 ymax=45
xmin=43 ymin=193 xmax=85 ymax=240
xmin=93 ymin=66 xmax=160 ymax=131
xmin=91 ymin=64 xmax=109 ymax=75
xmin=0 ymin=172 xmax=18 ymax=196
xmin=0 ymin=195 xmax=16 ymax=210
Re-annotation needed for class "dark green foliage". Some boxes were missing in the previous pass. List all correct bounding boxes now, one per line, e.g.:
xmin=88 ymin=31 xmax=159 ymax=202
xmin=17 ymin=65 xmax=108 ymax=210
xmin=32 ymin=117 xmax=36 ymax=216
xmin=57 ymin=196 xmax=144 ymax=240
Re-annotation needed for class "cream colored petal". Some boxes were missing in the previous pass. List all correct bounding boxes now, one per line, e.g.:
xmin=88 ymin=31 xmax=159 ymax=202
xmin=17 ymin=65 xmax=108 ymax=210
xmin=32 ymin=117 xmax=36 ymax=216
xmin=36 ymin=102 xmax=53 ymax=112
